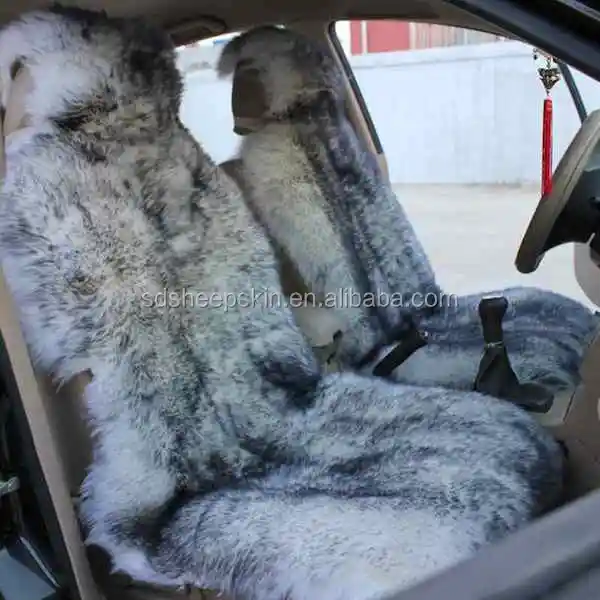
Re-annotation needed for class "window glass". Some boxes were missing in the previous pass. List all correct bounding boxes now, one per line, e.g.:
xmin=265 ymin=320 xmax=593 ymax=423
xmin=332 ymin=19 xmax=600 ymax=305
xmin=176 ymin=32 xmax=244 ymax=164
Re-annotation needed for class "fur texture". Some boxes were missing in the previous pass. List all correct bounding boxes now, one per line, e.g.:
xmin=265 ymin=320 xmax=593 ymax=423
xmin=219 ymin=26 xmax=599 ymax=392
xmin=0 ymin=10 xmax=564 ymax=600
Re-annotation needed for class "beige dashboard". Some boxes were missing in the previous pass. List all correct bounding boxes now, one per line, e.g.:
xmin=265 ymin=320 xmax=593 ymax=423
xmin=515 ymin=108 xmax=600 ymax=497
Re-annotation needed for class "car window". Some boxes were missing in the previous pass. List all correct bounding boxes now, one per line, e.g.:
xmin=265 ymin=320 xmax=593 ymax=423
xmin=177 ymin=32 xmax=244 ymax=164
xmin=332 ymin=19 xmax=600 ymax=306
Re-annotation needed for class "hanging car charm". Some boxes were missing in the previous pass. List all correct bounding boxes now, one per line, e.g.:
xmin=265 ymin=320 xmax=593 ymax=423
xmin=533 ymin=48 xmax=561 ymax=196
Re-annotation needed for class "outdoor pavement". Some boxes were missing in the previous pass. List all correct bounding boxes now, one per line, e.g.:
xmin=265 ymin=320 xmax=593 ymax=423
xmin=394 ymin=183 xmax=594 ymax=308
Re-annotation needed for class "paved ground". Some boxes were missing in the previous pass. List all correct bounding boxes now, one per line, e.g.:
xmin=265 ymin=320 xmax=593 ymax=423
xmin=394 ymin=183 xmax=594 ymax=307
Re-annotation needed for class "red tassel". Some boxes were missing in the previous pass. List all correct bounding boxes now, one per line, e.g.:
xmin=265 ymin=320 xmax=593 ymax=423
xmin=542 ymin=97 xmax=553 ymax=196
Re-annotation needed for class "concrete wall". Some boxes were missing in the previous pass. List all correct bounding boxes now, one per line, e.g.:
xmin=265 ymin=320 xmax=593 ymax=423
xmin=178 ymin=40 xmax=600 ymax=185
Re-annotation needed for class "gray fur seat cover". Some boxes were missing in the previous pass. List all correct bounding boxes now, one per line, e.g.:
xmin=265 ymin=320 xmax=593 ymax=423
xmin=0 ymin=9 xmax=564 ymax=600
xmin=219 ymin=26 xmax=599 ymax=393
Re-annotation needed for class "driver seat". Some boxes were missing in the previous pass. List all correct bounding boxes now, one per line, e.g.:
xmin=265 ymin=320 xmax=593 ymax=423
xmin=216 ymin=26 xmax=600 ymax=401
xmin=0 ymin=61 xmax=224 ymax=600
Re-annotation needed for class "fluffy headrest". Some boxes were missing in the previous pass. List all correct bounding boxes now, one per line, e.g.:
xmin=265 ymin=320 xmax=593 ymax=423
xmin=217 ymin=25 xmax=345 ymax=135
xmin=0 ymin=6 xmax=181 ymax=136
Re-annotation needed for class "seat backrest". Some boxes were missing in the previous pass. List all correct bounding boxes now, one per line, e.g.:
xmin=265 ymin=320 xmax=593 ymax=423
xmin=220 ymin=157 xmax=346 ymax=369
xmin=221 ymin=78 xmax=382 ymax=364
xmin=220 ymin=158 xmax=310 ymax=299
xmin=217 ymin=28 xmax=441 ymax=366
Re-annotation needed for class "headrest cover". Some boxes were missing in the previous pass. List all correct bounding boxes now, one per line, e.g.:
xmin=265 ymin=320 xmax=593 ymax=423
xmin=217 ymin=26 xmax=345 ymax=137
xmin=231 ymin=65 xmax=268 ymax=135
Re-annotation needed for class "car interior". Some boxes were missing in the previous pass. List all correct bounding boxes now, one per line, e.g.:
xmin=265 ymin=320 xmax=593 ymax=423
xmin=3 ymin=1 xmax=600 ymax=600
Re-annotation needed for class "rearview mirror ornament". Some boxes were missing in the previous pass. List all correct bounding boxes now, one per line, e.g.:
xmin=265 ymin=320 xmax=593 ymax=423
xmin=533 ymin=48 xmax=562 ymax=197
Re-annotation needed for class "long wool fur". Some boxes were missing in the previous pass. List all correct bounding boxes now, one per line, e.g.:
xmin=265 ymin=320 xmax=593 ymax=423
xmin=218 ymin=26 xmax=599 ymax=392
xmin=0 ymin=9 xmax=565 ymax=600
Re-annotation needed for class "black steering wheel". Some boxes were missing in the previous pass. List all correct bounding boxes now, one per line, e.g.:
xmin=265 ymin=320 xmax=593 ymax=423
xmin=516 ymin=109 xmax=600 ymax=274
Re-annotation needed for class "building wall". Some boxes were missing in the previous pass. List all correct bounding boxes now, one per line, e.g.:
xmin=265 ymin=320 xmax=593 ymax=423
xmin=348 ymin=20 xmax=504 ymax=54
xmin=348 ymin=41 xmax=600 ymax=185
xmin=350 ymin=20 xmax=410 ymax=53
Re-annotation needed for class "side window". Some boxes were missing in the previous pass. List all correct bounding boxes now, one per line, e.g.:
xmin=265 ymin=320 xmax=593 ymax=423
xmin=176 ymin=33 xmax=244 ymax=164
xmin=331 ymin=19 xmax=596 ymax=305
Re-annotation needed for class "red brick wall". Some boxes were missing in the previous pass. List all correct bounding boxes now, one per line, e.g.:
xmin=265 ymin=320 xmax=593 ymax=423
xmin=349 ymin=20 xmax=410 ymax=54
xmin=348 ymin=20 xmax=504 ymax=54
xmin=350 ymin=21 xmax=363 ymax=54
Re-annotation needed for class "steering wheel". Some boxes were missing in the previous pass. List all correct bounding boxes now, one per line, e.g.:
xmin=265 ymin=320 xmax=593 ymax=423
xmin=516 ymin=109 xmax=600 ymax=274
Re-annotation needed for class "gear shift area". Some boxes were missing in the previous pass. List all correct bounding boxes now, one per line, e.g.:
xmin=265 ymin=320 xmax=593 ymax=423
xmin=474 ymin=296 xmax=554 ymax=413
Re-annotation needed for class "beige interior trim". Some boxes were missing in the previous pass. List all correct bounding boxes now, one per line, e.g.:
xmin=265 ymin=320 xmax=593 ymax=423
xmin=0 ymin=274 xmax=101 ymax=599
xmin=0 ymin=1 xmax=516 ymax=39
xmin=554 ymin=329 xmax=600 ymax=500
xmin=168 ymin=16 xmax=227 ymax=47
